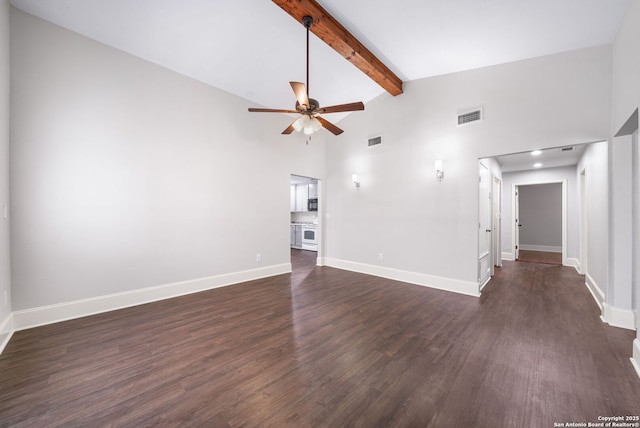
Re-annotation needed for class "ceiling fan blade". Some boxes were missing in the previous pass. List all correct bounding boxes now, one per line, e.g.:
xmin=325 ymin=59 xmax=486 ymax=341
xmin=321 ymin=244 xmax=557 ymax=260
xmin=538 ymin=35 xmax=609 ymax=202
xmin=317 ymin=116 xmax=343 ymax=135
xmin=282 ymin=121 xmax=296 ymax=134
xmin=290 ymin=82 xmax=310 ymax=109
xmin=317 ymin=101 xmax=365 ymax=114
xmin=248 ymin=108 xmax=299 ymax=113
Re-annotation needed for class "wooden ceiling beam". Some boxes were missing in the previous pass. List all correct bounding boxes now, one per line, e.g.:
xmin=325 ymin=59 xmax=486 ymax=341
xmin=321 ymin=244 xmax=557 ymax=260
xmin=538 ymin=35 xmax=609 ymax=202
xmin=272 ymin=0 xmax=404 ymax=96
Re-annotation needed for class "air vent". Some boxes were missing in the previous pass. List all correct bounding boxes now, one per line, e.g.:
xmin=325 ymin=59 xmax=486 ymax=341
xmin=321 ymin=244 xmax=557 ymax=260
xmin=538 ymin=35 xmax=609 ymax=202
xmin=457 ymin=109 xmax=482 ymax=126
xmin=368 ymin=135 xmax=382 ymax=147
xmin=561 ymin=146 xmax=574 ymax=152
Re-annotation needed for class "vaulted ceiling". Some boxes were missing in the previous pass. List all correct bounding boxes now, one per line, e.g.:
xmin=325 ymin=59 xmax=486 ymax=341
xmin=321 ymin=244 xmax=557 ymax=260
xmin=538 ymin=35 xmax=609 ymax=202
xmin=9 ymin=0 xmax=631 ymax=121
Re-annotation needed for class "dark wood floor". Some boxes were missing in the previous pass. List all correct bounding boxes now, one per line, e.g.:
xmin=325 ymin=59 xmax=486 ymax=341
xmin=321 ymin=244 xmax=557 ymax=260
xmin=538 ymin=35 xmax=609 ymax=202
xmin=517 ymin=250 xmax=563 ymax=265
xmin=1 ymin=252 xmax=639 ymax=427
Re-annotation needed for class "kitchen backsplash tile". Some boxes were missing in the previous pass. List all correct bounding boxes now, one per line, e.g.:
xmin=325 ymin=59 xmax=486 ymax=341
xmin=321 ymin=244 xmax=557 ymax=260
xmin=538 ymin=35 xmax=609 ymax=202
xmin=291 ymin=212 xmax=318 ymax=224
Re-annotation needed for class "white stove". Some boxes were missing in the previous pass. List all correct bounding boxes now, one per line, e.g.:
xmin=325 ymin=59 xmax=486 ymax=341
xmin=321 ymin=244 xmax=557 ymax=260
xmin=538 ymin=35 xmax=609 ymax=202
xmin=301 ymin=224 xmax=318 ymax=251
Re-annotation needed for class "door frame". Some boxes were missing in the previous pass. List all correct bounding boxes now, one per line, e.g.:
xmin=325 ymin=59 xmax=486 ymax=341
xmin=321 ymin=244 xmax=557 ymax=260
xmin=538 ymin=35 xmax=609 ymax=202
xmin=514 ymin=185 xmax=520 ymax=261
xmin=492 ymin=175 xmax=502 ymax=272
xmin=579 ymin=168 xmax=588 ymax=275
xmin=511 ymin=180 xmax=568 ymax=265
xmin=478 ymin=161 xmax=492 ymax=287
xmin=633 ymin=130 xmax=639 ymax=334
xmin=289 ymin=174 xmax=323 ymax=267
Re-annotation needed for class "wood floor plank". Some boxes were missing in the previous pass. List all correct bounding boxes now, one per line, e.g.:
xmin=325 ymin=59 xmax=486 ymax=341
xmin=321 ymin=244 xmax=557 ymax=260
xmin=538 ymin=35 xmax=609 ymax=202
xmin=518 ymin=249 xmax=563 ymax=265
xmin=0 ymin=251 xmax=638 ymax=427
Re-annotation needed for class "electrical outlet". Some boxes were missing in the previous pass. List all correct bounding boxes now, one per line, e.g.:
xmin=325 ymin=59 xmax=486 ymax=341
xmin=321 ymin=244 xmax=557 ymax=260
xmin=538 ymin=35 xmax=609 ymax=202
xmin=378 ymin=253 xmax=384 ymax=261
xmin=2 ymin=204 xmax=6 ymax=220
xmin=256 ymin=253 xmax=262 ymax=262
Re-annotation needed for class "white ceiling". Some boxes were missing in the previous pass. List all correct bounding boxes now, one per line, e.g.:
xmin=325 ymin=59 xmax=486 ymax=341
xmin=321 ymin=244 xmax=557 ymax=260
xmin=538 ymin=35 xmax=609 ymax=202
xmin=496 ymin=144 xmax=587 ymax=173
xmin=9 ymin=0 xmax=631 ymax=123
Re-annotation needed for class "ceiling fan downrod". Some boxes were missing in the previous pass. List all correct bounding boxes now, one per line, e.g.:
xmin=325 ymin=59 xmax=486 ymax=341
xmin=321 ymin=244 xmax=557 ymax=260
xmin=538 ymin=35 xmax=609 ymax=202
xmin=302 ymin=16 xmax=313 ymax=98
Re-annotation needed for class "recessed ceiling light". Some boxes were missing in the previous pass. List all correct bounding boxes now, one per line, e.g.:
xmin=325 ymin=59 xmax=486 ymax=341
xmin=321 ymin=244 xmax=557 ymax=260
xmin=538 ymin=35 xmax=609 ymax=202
xmin=531 ymin=150 xmax=542 ymax=156
xmin=533 ymin=162 xmax=543 ymax=168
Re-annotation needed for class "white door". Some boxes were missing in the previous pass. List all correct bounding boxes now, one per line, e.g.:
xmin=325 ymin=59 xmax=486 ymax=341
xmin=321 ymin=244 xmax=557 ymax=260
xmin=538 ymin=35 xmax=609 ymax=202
xmin=478 ymin=162 xmax=491 ymax=285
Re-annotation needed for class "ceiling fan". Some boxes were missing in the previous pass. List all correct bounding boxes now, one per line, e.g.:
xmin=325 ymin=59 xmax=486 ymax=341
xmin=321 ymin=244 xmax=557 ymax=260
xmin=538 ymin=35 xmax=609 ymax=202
xmin=248 ymin=15 xmax=364 ymax=136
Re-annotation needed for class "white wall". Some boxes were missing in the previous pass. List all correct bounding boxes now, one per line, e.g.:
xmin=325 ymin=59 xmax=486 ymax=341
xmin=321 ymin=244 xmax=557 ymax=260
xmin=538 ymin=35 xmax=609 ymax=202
xmin=612 ymin=2 xmax=640 ymax=134
xmin=0 ymin=0 xmax=11 ymax=347
xmin=609 ymin=135 xmax=633 ymax=313
xmin=518 ymin=183 xmax=562 ymax=251
xmin=611 ymin=1 xmax=640 ymax=360
xmin=501 ymin=166 xmax=579 ymax=262
xmin=10 ymin=9 xmax=326 ymax=315
xmin=634 ymin=131 xmax=640 ymax=374
xmin=324 ymin=46 xmax=611 ymax=291
xmin=634 ymin=131 xmax=639 ymax=328
xmin=577 ymin=141 xmax=609 ymax=302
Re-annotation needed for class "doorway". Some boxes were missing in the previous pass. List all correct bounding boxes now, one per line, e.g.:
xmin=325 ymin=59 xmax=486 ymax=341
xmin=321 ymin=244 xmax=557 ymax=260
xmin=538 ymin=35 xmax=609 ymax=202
xmin=513 ymin=181 xmax=566 ymax=265
xmin=290 ymin=174 xmax=321 ymax=272
xmin=478 ymin=159 xmax=503 ymax=289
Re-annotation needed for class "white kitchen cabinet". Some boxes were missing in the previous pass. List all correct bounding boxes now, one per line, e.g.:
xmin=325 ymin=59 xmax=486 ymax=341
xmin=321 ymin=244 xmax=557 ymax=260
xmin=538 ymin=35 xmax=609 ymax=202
xmin=291 ymin=184 xmax=309 ymax=212
xmin=308 ymin=182 xmax=318 ymax=199
xmin=290 ymin=181 xmax=318 ymax=212
xmin=290 ymin=185 xmax=297 ymax=212
xmin=290 ymin=224 xmax=302 ymax=248
xmin=296 ymin=184 xmax=309 ymax=211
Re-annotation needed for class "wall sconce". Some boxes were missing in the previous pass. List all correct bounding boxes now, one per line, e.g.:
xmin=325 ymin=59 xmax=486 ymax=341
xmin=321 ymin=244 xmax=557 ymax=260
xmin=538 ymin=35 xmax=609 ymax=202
xmin=352 ymin=173 xmax=360 ymax=189
xmin=434 ymin=160 xmax=444 ymax=181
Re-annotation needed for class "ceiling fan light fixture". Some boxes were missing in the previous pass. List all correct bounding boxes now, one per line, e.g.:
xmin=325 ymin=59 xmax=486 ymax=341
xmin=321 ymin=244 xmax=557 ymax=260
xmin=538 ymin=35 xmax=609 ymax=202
xmin=309 ymin=116 xmax=322 ymax=132
xmin=293 ymin=115 xmax=321 ymax=135
xmin=293 ymin=115 xmax=309 ymax=132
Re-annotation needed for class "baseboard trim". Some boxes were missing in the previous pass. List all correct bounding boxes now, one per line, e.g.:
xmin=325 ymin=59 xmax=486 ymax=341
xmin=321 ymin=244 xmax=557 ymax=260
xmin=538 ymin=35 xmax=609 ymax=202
xmin=0 ymin=313 xmax=14 ymax=355
xmin=631 ymin=339 xmax=640 ymax=379
xmin=479 ymin=276 xmax=491 ymax=291
xmin=565 ymin=257 xmax=580 ymax=271
xmin=583 ymin=273 xmax=636 ymax=330
xmin=12 ymin=263 xmax=292 ymax=331
xmin=520 ymin=245 xmax=562 ymax=253
xmin=324 ymin=258 xmax=480 ymax=297
xmin=602 ymin=302 xmax=635 ymax=330
xmin=502 ymin=252 xmax=514 ymax=261
xmin=584 ymin=273 xmax=605 ymax=311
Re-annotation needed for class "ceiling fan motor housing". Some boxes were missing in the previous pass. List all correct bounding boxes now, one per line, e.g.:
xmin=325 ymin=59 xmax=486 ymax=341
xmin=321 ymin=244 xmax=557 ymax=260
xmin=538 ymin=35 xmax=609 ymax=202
xmin=296 ymin=98 xmax=320 ymax=112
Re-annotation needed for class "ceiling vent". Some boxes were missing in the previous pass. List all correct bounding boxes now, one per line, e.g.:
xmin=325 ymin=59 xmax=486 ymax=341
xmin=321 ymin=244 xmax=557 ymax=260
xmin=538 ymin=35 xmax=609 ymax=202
xmin=368 ymin=135 xmax=382 ymax=147
xmin=561 ymin=146 xmax=574 ymax=152
xmin=457 ymin=108 xmax=482 ymax=126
